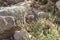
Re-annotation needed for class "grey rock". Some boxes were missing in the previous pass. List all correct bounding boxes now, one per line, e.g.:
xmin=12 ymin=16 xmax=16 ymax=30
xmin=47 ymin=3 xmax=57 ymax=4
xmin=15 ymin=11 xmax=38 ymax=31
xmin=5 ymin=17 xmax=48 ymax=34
xmin=0 ymin=2 xmax=38 ymax=39
xmin=0 ymin=5 xmax=29 ymax=25
xmin=14 ymin=30 xmax=37 ymax=40
xmin=0 ymin=2 xmax=38 ymax=24
xmin=56 ymin=0 xmax=60 ymax=11
xmin=14 ymin=31 xmax=29 ymax=40
xmin=0 ymin=16 xmax=17 ymax=39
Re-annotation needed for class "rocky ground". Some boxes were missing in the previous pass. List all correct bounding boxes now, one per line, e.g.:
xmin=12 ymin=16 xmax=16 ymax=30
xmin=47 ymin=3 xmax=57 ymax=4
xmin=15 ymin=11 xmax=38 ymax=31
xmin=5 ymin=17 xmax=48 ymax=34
xmin=0 ymin=0 xmax=60 ymax=40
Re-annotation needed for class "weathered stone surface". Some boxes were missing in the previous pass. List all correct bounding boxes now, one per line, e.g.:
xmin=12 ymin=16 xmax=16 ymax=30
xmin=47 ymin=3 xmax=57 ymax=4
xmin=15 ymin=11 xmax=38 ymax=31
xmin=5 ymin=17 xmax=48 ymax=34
xmin=56 ymin=0 xmax=60 ymax=11
xmin=0 ymin=16 xmax=17 ymax=39
xmin=0 ymin=1 xmax=39 ymax=25
xmin=0 ymin=2 xmax=44 ymax=40
xmin=0 ymin=2 xmax=38 ymax=40
xmin=0 ymin=5 xmax=29 ymax=25
xmin=14 ymin=30 xmax=29 ymax=40
xmin=0 ymin=1 xmax=32 ymax=15
xmin=14 ymin=30 xmax=37 ymax=40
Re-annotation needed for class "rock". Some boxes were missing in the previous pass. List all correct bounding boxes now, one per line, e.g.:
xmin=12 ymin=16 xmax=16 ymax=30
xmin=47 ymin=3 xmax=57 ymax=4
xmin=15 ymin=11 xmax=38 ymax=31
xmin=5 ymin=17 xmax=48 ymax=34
xmin=14 ymin=30 xmax=37 ymax=40
xmin=14 ymin=30 xmax=29 ymax=40
xmin=0 ymin=5 xmax=29 ymax=25
xmin=56 ymin=0 xmax=60 ymax=11
xmin=0 ymin=2 xmax=39 ymax=39
xmin=0 ymin=16 xmax=17 ymax=39
xmin=0 ymin=1 xmax=31 ymax=16
xmin=0 ymin=1 xmax=38 ymax=25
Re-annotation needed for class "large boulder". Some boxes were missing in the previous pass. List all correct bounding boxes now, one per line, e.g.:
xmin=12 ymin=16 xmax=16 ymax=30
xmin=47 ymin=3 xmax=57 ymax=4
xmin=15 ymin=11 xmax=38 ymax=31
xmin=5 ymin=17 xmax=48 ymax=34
xmin=0 ymin=4 xmax=30 ymax=25
xmin=0 ymin=1 xmax=39 ymax=25
xmin=0 ymin=16 xmax=17 ymax=39
xmin=0 ymin=2 xmax=38 ymax=40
